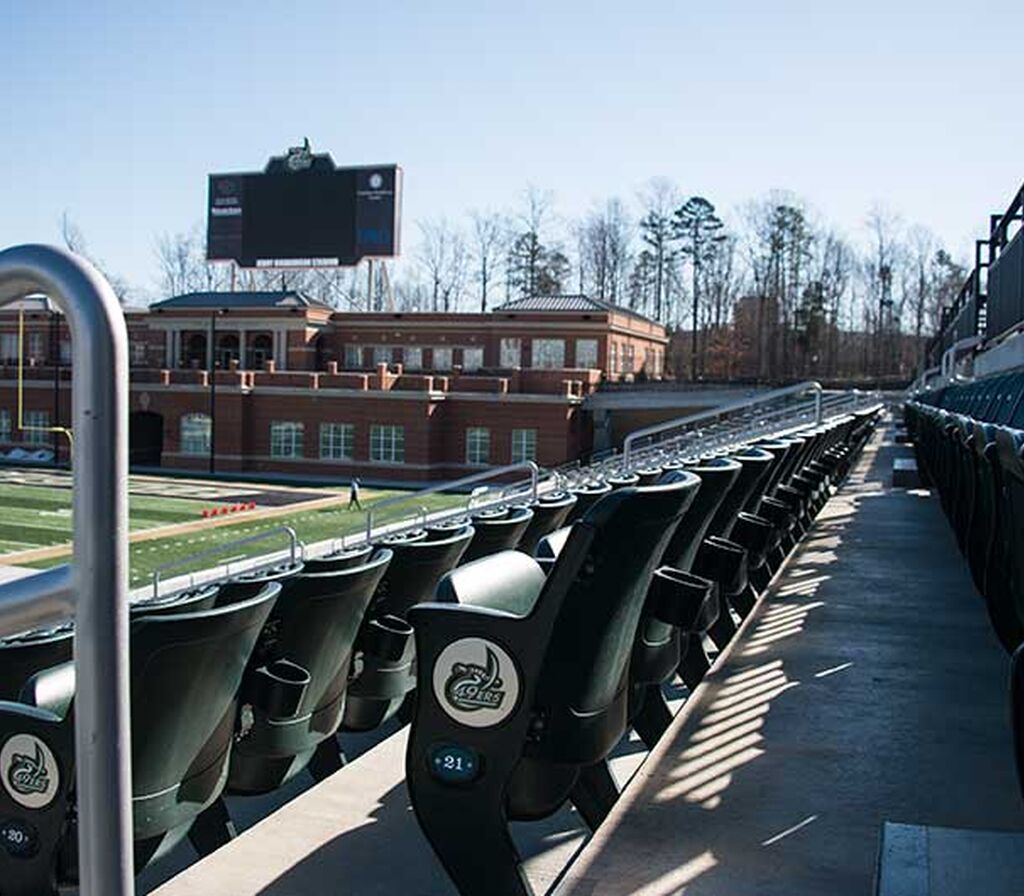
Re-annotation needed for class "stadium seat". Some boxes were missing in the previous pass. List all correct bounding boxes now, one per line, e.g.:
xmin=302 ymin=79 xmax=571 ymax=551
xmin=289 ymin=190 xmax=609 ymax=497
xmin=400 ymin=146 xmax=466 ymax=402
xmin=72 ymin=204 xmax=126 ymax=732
xmin=0 ymin=580 xmax=279 ymax=895
xmin=189 ymin=550 xmax=392 ymax=854
xmin=341 ymin=523 xmax=474 ymax=732
xmin=461 ymin=505 xmax=534 ymax=565
xmin=635 ymin=466 xmax=664 ymax=485
xmin=514 ymin=491 xmax=577 ymax=557
xmin=658 ymin=457 xmax=740 ymax=679
xmin=405 ymin=476 xmax=698 ymax=896
xmin=565 ymin=480 xmax=612 ymax=523
xmin=0 ymin=624 xmax=73 ymax=701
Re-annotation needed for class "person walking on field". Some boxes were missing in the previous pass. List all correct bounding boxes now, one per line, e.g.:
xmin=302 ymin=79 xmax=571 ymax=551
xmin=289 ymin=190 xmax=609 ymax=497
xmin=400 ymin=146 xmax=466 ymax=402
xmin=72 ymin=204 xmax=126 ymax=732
xmin=347 ymin=477 xmax=362 ymax=511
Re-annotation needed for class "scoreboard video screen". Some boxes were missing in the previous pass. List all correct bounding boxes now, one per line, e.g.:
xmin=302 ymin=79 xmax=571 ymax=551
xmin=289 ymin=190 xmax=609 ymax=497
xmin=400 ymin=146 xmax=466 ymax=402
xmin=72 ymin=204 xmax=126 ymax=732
xmin=206 ymin=150 xmax=401 ymax=267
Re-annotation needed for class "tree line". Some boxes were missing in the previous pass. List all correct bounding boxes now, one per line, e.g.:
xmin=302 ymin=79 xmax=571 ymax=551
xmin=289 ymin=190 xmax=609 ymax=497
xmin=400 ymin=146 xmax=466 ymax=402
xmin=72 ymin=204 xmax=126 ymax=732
xmin=92 ymin=178 xmax=968 ymax=382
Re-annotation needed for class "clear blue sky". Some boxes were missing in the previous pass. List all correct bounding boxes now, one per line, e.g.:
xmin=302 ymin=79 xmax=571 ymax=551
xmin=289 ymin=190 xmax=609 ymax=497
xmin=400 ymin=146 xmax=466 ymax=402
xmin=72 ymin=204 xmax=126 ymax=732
xmin=2 ymin=0 xmax=1021 ymax=295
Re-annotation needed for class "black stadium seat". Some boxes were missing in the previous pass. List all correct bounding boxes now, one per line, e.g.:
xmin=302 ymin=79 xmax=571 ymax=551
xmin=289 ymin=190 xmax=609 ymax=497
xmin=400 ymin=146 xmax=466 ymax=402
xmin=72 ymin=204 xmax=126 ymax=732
xmin=342 ymin=523 xmax=474 ymax=732
xmin=515 ymin=491 xmax=577 ymax=557
xmin=189 ymin=548 xmax=394 ymax=854
xmin=461 ymin=505 xmax=534 ymax=564
xmin=566 ymin=480 xmax=612 ymax=523
xmin=405 ymin=477 xmax=699 ymax=896
xmin=0 ymin=580 xmax=279 ymax=895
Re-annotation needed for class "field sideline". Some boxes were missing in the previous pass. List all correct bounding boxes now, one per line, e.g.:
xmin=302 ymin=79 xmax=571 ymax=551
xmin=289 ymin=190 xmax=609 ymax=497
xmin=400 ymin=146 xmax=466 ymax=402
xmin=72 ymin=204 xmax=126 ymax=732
xmin=0 ymin=469 xmax=462 ymax=589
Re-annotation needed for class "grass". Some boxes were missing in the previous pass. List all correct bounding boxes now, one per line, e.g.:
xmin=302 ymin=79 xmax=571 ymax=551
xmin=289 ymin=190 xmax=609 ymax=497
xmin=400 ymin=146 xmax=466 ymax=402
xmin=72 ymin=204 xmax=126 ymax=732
xmin=0 ymin=478 xmax=465 ymax=589
xmin=0 ymin=482 xmax=235 ymax=553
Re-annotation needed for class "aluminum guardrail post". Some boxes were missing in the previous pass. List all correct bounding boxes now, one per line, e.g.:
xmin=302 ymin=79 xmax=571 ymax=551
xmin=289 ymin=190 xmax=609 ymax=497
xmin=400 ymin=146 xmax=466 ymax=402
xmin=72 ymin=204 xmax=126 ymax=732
xmin=0 ymin=245 xmax=132 ymax=896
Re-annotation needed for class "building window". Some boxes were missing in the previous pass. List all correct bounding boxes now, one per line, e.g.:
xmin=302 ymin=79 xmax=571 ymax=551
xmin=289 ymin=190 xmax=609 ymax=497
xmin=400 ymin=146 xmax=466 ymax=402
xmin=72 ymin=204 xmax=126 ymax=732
xmin=0 ymin=409 xmax=10 ymax=441
xmin=23 ymin=410 xmax=49 ymax=445
xmin=624 ymin=344 xmax=635 ymax=371
xmin=500 ymin=338 xmax=521 ymax=368
xmin=180 ymin=414 xmax=211 ymax=455
xmin=610 ymin=342 xmax=619 ymax=374
xmin=344 ymin=344 xmax=363 ymax=369
xmin=465 ymin=427 xmax=491 ymax=464
xmin=576 ymin=338 xmax=598 ymax=369
xmin=0 ymin=334 xmax=16 ymax=364
xmin=60 ymin=339 xmax=71 ymax=364
xmin=511 ymin=428 xmax=537 ymax=464
xmin=320 ymin=423 xmax=354 ymax=460
xmin=370 ymin=424 xmax=405 ymax=463
xmin=532 ymin=338 xmax=565 ymax=369
xmin=270 ymin=421 xmax=304 ymax=459
xmin=27 ymin=332 xmax=44 ymax=361
xmin=131 ymin=341 xmax=148 ymax=365
xmin=404 ymin=346 xmax=422 ymax=370
xmin=372 ymin=345 xmax=391 ymax=366
xmin=463 ymin=347 xmax=484 ymax=371
xmin=433 ymin=347 xmax=452 ymax=370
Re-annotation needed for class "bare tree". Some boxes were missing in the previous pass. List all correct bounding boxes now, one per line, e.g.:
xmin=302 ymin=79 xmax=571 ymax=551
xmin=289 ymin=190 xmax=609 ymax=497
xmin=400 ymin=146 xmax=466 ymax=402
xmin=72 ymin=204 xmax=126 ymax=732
xmin=577 ymin=199 xmax=632 ymax=302
xmin=60 ymin=211 xmax=135 ymax=303
xmin=864 ymin=205 xmax=905 ymax=375
xmin=417 ymin=218 xmax=468 ymax=312
xmin=469 ymin=210 xmax=507 ymax=312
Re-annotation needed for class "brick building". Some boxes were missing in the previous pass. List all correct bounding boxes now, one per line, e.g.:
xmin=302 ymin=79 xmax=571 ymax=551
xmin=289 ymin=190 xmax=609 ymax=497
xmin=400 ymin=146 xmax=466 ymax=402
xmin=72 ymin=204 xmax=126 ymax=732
xmin=0 ymin=293 xmax=666 ymax=482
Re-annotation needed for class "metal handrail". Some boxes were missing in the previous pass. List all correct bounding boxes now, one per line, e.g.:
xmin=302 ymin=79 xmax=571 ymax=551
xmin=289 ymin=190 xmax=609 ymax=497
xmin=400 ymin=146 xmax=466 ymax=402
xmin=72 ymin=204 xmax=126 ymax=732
xmin=150 ymin=525 xmax=299 ymax=600
xmin=0 ymin=245 xmax=131 ymax=896
xmin=622 ymin=381 xmax=824 ymax=467
xmin=361 ymin=462 xmax=539 ymax=543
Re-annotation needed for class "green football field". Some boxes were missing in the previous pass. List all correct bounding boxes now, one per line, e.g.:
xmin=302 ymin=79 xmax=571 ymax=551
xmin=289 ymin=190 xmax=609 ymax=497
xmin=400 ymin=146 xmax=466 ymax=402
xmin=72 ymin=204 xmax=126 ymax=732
xmin=0 ymin=471 xmax=463 ymax=589
xmin=0 ymin=481 xmax=224 ymax=554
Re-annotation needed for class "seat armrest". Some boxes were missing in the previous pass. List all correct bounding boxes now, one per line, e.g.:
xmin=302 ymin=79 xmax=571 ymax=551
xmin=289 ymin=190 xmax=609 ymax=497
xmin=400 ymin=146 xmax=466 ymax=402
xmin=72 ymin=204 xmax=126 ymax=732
xmin=434 ymin=551 xmax=546 ymax=618
xmin=19 ymin=662 xmax=75 ymax=719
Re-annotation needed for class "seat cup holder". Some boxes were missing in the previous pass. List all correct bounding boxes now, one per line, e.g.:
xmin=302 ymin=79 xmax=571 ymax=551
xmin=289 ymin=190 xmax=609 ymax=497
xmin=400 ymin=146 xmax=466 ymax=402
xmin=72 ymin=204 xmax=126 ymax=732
xmin=363 ymin=614 xmax=414 ymax=662
xmin=730 ymin=513 xmax=774 ymax=566
xmin=650 ymin=567 xmax=718 ymax=632
xmin=253 ymin=659 xmax=311 ymax=720
xmin=696 ymin=536 xmax=749 ymax=596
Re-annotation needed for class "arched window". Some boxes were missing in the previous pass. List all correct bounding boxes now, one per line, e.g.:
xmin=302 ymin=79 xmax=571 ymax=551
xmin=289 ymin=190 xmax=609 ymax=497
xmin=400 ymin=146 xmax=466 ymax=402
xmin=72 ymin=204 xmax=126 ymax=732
xmin=248 ymin=333 xmax=274 ymax=370
xmin=216 ymin=333 xmax=240 ymax=369
xmin=182 ymin=333 xmax=207 ymax=369
xmin=180 ymin=413 xmax=211 ymax=455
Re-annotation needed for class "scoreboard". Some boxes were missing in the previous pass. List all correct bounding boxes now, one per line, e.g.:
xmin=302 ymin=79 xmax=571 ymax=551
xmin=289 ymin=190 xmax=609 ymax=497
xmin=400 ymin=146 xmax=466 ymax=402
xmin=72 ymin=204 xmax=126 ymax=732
xmin=207 ymin=146 xmax=401 ymax=267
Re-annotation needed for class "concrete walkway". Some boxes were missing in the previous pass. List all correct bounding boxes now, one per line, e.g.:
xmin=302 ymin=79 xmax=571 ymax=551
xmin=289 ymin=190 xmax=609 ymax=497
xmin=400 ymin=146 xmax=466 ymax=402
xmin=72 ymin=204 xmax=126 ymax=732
xmin=556 ymin=428 xmax=1024 ymax=895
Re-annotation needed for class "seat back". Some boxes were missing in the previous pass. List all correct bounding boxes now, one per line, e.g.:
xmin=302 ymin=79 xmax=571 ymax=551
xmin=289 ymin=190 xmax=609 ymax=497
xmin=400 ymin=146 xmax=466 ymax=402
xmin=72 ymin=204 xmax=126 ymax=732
xmin=661 ymin=457 xmax=742 ymax=571
xmin=225 ymin=549 xmax=393 ymax=793
xmin=566 ymin=481 xmax=612 ymax=523
xmin=301 ymin=543 xmax=375 ymax=572
xmin=0 ymin=625 xmax=72 ymax=701
xmin=461 ymin=506 xmax=534 ymax=564
xmin=130 ymin=584 xmax=220 ymax=618
xmin=515 ymin=492 xmax=577 ymax=557
xmin=635 ymin=466 xmax=664 ymax=485
xmin=995 ymin=426 xmax=1024 ymax=645
xmin=746 ymin=439 xmax=791 ymax=508
xmin=628 ymin=470 xmax=704 ymax=687
xmin=707 ymin=448 xmax=774 ymax=539
xmin=371 ymin=525 xmax=475 ymax=620
xmin=128 ymin=581 xmax=280 ymax=852
xmin=531 ymin=478 xmax=702 ymax=763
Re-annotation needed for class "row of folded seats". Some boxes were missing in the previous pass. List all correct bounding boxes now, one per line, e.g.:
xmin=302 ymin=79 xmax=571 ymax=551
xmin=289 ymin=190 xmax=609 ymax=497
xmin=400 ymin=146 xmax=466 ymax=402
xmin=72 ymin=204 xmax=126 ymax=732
xmin=903 ymin=373 xmax=1024 ymax=653
xmin=903 ymin=374 xmax=1024 ymax=808
xmin=0 ymin=408 xmax=879 ymax=896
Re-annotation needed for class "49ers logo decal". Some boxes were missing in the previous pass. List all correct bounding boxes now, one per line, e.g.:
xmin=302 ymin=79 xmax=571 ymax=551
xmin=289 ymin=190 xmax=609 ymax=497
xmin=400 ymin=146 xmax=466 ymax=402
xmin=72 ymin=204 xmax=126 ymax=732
xmin=432 ymin=638 xmax=520 ymax=728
